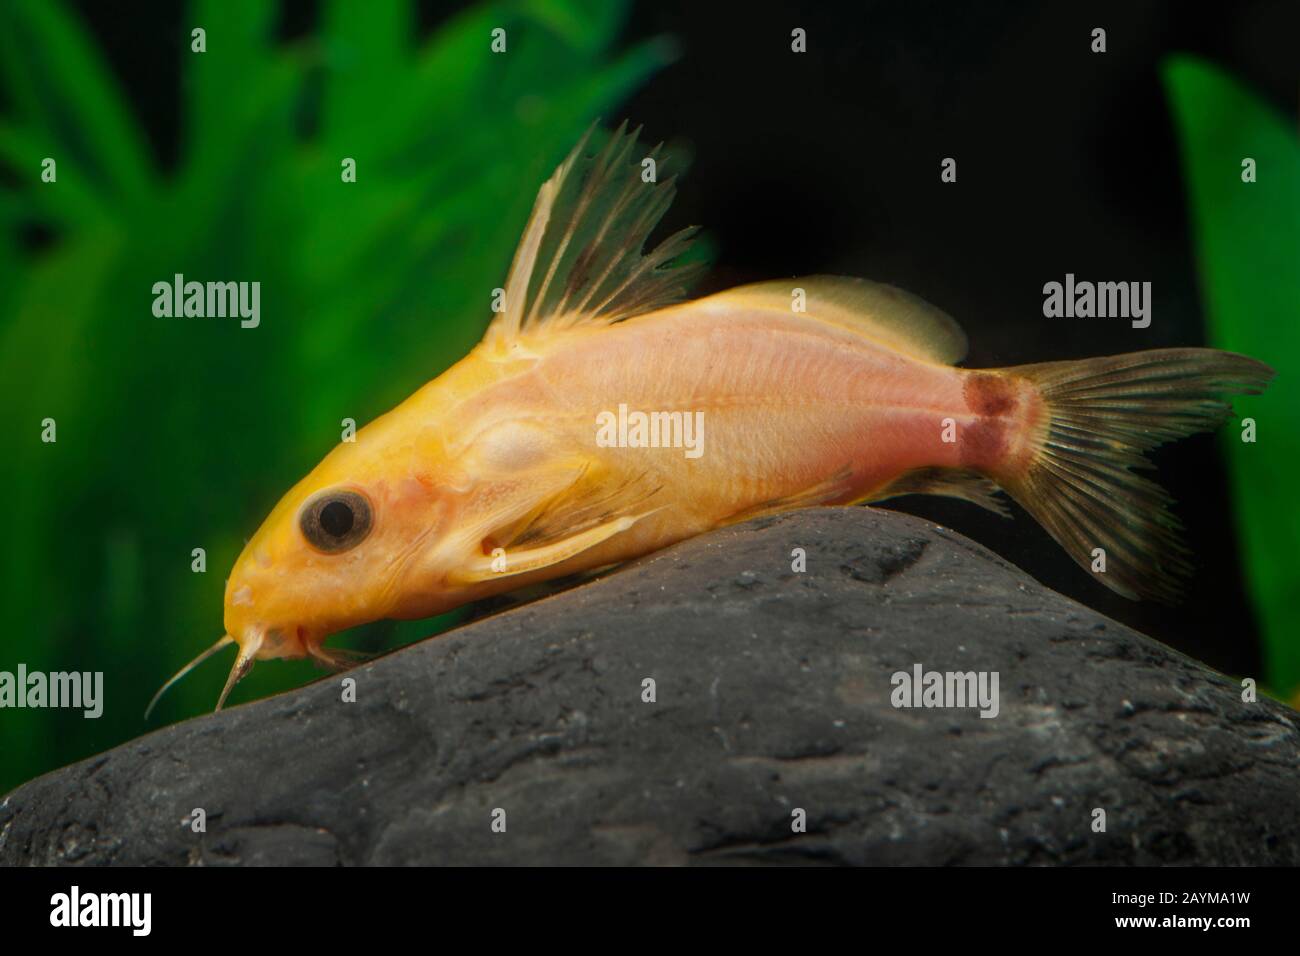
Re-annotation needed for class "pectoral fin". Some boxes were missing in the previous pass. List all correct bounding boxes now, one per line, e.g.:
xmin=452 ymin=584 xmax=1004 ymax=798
xmin=450 ymin=507 xmax=662 ymax=585
xmin=450 ymin=463 xmax=665 ymax=585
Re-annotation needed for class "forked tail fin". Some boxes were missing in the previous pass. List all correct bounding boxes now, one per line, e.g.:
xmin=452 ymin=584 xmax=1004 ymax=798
xmin=999 ymin=348 xmax=1273 ymax=602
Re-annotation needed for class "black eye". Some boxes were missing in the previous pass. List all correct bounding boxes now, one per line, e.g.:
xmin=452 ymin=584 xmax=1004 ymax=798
xmin=320 ymin=500 xmax=354 ymax=537
xmin=300 ymin=489 xmax=373 ymax=553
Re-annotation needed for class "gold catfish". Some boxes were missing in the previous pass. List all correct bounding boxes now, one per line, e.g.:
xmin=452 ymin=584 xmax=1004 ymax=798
xmin=149 ymin=123 xmax=1273 ymax=713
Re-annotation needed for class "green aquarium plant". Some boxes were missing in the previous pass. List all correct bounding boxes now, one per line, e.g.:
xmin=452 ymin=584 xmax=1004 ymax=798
xmin=0 ymin=0 xmax=671 ymax=793
xmin=1163 ymin=56 xmax=1300 ymax=699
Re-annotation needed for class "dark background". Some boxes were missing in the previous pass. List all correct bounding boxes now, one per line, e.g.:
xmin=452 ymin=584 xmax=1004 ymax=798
xmin=66 ymin=0 xmax=1299 ymax=677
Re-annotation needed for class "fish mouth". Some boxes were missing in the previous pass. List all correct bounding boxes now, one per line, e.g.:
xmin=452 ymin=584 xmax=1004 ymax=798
xmin=256 ymin=625 xmax=304 ymax=659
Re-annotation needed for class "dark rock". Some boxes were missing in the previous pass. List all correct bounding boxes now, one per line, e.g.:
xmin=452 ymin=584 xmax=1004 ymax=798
xmin=2 ymin=507 xmax=1297 ymax=865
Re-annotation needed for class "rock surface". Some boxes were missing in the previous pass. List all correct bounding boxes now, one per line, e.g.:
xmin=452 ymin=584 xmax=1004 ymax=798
xmin=2 ymin=507 xmax=1298 ymax=866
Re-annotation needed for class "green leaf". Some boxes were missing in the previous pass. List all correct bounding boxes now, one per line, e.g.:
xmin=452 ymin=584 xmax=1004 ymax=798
xmin=1163 ymin=55 xmax=1300 ymax=694
xmin=0 ymin=121 xmax=108 ymax=225
xmin=520 ymin=0 xmax=629 ymax=55
xmin=319 ymin=0 xmax=412 ymax=144
xmin=0 ymin=0 xmax=153 ymax=203
xmin=179 ymin=0 xmax=300 ymax=207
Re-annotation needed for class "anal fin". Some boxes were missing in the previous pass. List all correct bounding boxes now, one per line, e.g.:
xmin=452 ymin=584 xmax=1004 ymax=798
xmin=868 ymin=466 xmax=1011 ymax=518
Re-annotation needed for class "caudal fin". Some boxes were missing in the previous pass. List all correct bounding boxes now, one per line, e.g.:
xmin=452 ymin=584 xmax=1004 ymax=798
xmin=1000 ymin=348 xmax=1273 ymax=603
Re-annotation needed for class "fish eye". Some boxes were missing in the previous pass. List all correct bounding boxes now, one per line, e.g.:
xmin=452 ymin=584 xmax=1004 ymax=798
xmin=300 ymin=489 xmax=373 ymax=553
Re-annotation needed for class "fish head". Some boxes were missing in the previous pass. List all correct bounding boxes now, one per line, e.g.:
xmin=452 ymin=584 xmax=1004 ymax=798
xmin=222 ymin=423 xmax=457 ymax=679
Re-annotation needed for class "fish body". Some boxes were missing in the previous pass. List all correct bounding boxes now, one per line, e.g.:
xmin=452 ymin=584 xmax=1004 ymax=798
xmin=437 ymin=294 xmax=1027 ymax=560
xmin=147 ymin=123 xmax=1272 ymax=714
xmin=237 ymin=292 xmax=1024 ymax=631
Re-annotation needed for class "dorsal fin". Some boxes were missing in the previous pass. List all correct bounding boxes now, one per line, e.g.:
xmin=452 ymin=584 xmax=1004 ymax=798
xmin=482 ymin=122 xmax=705 ymax=353
xmin=699 ymin=276 xmax=968 ymax=365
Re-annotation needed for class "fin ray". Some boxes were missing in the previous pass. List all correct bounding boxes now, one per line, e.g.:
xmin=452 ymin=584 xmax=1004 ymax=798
xmin=1000 ymin=348 xmax=1273 ymax=602
xmin=508 ymin=465 xmax=664 ymax=550
xmin=453 ymin=461 xmax=666 ymax=584
xmin=484 ymin=122 xmax=705 ymax=351
xmin=869 ymin=466 xmax=1011 ymax=518
xmin=453 ymin=509 xmax=662 ymax=584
